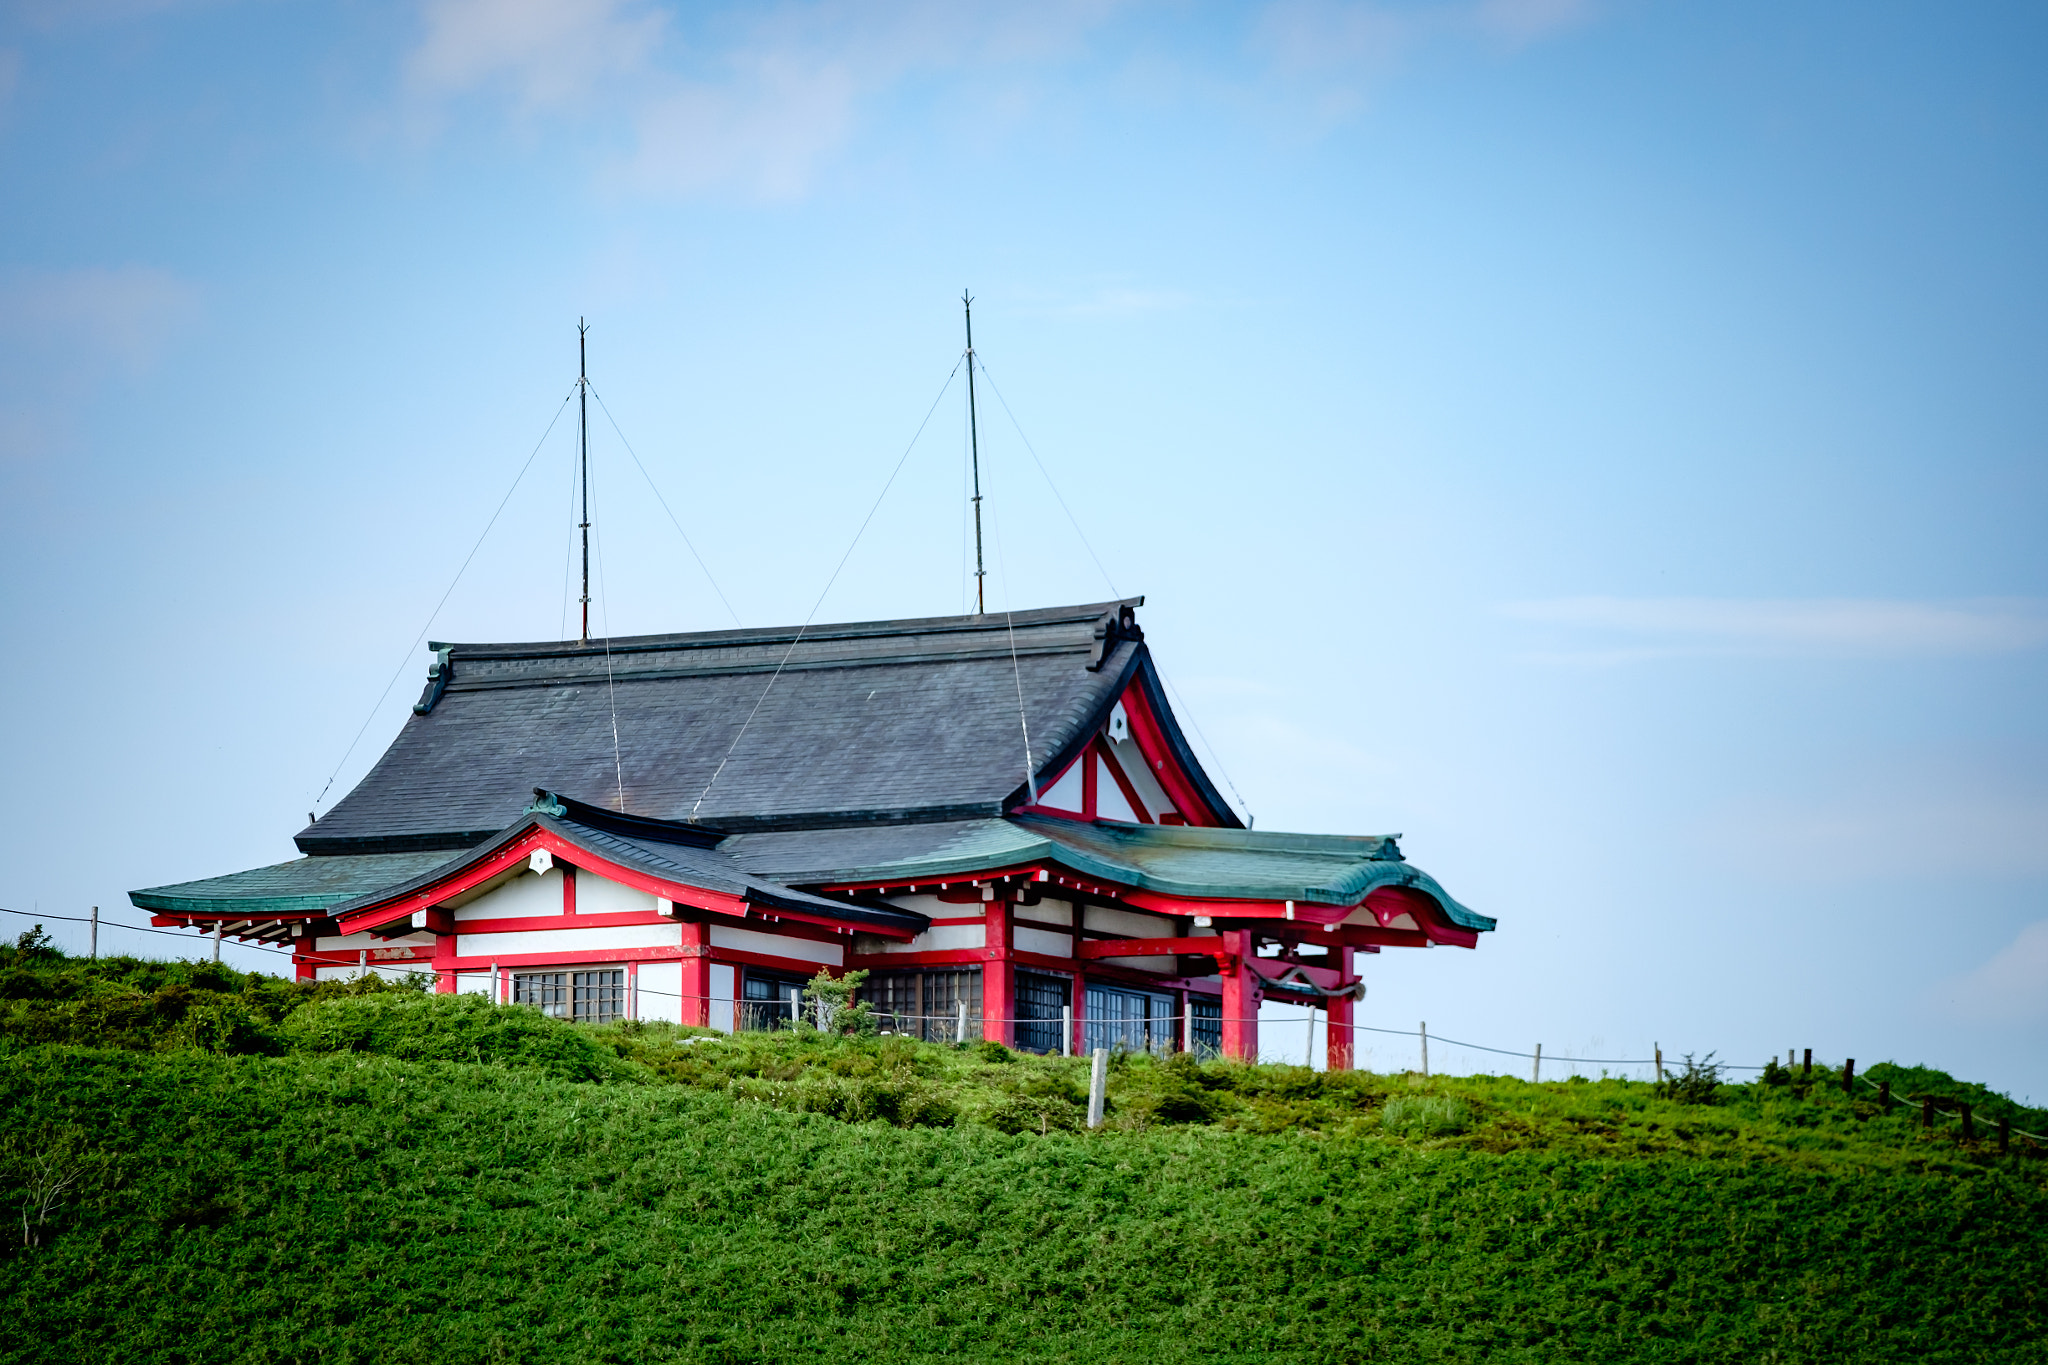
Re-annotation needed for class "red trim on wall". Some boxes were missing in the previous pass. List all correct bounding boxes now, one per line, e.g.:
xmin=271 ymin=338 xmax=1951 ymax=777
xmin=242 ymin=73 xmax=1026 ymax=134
xmin=1116 ymin=678 xmax=1221 ymax=826
xmin=1094 ymin=738 xmax=1154 ymax=825
xmin=331 ymin=825 xmax=914 ymax=942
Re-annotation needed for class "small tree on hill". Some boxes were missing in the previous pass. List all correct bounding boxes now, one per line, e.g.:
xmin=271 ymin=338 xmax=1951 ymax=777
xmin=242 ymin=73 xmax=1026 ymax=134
xmin=799 ymin=968 xmax=875 ymax=1036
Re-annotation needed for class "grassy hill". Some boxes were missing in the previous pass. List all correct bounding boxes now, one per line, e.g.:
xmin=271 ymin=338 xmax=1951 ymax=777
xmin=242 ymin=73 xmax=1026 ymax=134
xmin=2 ymin=943 xmax=2044 ymax=1363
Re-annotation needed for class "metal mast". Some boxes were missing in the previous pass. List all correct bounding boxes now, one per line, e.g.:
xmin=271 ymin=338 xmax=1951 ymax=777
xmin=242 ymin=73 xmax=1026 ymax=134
xmin=578 ymin=318 xmax=591 ymax=644
xmin=964 ymin=291 xmax=986 ymax=615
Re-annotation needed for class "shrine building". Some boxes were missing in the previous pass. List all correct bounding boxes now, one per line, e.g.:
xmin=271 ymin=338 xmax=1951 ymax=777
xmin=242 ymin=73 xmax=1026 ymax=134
xmin=130 ymin=599 xmax=1492 ymax=1062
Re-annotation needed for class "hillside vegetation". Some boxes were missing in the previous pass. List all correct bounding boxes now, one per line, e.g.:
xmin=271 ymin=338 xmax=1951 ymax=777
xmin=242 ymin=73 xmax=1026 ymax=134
xmin=2 ymin=941 xmax=2045 ymax=1363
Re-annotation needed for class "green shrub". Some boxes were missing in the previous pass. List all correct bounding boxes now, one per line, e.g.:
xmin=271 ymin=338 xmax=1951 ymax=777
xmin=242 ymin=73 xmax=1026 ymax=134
xmin=277 ymin=992 xmax=625 ymax=1082
xmin=1656 ymin=1052 xmax=1724 ymax=1105
xmin=1381 ymin=1093 xmax=1470 ymax=1136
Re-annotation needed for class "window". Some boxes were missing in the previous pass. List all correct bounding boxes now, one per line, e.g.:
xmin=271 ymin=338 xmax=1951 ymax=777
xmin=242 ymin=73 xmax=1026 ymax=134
xmin=737 ymin=971 xmax=805 ymax=1032
xmin=860 ymin=968 xmax=982 ymax=1042
xmin=513 ymin=969 xmax=624 ymax=1024
xmin=1189 ymin=995 xmax=1222 ymax=1057
xmin=1014 ymin=971 xmax=1072 ymax=1055
xmin=1085 ymin=982 xmax=1178 ymax=1056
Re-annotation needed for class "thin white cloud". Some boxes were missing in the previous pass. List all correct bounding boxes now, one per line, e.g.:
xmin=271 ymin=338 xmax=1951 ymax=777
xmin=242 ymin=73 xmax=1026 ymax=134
xmin=1505 ymin=597 xmax=2048 ymax=660
xmin=1702 ymin=784 xmax=2048 ymax=883
xmin=1256 ymin=0 xmax=1595 ymax=72
xmin=399 ymin=0 xmax=1127 ymax=198
xmin=407 ymin=0 xmax=666 ymax=108
xmin=1934 ymin=921 xmax=2048 ymax=1025
xmin=1470 ymin=0 xmax=1594 ymax=46
xmin=0 ymin=265 xmax=200 ymax=372
xmin=0 ymin=265 xmax=199 ymax=464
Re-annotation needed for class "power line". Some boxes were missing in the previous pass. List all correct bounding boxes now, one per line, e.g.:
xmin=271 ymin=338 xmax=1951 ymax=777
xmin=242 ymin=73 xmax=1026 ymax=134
xmin=688 ymin=358 xmax=964 ymax=820
xmin=312 ymin=390 xmax=575 ymax=813
xmin=587 ymin=385 xmax=743 ymax=628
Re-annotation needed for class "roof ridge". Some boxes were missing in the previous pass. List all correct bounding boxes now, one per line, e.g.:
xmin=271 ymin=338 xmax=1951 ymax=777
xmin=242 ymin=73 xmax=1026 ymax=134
xmin=430 ymin=597 xmax=1142 ymax=661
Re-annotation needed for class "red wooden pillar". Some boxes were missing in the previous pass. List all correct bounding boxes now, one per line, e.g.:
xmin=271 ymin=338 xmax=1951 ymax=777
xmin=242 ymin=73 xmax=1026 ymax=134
xmin=1325 ymin=945 xmax=1355 ymax=1071
xmin=433 ymin=924 xmax=458 ymax=994
xmin=1219 ymin=929 xmax=1259 ymax=1062
xmin=983 ymin=900 xmax=1015 ymax=1046
xmin=1070 ymin=971 xmax=1087 ymax=1056
xmin=678 ymin=918 xmax=710 ymax=1027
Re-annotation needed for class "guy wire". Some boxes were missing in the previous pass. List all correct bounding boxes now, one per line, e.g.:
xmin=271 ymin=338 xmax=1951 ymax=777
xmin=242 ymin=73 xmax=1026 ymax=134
xmin=312 ymin=390 xmax=574 ymax=813
xmin=689 ymin=358 xmax=963 ymax=820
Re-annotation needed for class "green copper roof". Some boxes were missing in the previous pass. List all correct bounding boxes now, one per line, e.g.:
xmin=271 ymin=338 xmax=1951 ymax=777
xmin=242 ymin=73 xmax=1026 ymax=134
xmin=130 ymin=851 xmax=461 ymax=918
xmin=726 ymin=816 xmax=1493 ymax=932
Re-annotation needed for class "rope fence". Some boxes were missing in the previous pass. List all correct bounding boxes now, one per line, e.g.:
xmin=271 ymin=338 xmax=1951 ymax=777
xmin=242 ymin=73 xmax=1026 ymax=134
xmin=4 ymin=905 xmax=2039 ymax=1146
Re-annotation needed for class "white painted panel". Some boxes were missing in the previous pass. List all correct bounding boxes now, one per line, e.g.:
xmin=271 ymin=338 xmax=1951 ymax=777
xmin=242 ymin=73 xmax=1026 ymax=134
xmin=1016 ymin=899 xmax=1072 ymax=927
xmin=315 ymin=931 xmax=435 ymax=952
xmin=709 ymin=963 xmax=735 ymax=1033
xmin=1108 ymin=732 xmax=1179 ymax=820
xmin=638 ymin=961 xmax=683 ymax=1024
xmin=1015 ymin=925 xmax=1072 ymax=958
xmin=457 ymin=923 xmax=682 ymax=957
xmin=1094 ymin=754 xmax=1143 ymax=824
xmin=1038 ymin=758 xmax=1084 ymax=813
xmin=708 ymin=924 xmax=844 ymax=967
xmin=1085 ymin=905 xmax=1176 ymax=938
xmin=454 ymin=972 xmax=493 ymax=997
xmin=1097 ymin=955 xmax=1173 ymax=975
xmin=865 ymin=923 xmax=983 ymax=955
xmin=578 ymin=875 xmax=657 ymax=917
xmin=882 ymin=893 xmax=970 ymax=917
xmin=454 ymin=868 xmax=562 ymax=921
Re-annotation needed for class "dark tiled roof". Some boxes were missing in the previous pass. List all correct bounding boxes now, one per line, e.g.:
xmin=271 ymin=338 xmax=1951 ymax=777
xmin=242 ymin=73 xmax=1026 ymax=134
xmin=324 ymin=791 xmax=924 ymax=934
xmin=132 ymin=850 xmax=461 ymax=918
xmin=724 ymin=815 xmax=1493 ymax=931
xmin=301 ymin=599 xmax=1238 ymax=854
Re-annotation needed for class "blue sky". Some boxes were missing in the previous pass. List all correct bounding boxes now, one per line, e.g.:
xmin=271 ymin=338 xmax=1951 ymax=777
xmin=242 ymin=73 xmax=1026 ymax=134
xmin=3 ymin=1 xmax=2045 ymax=1096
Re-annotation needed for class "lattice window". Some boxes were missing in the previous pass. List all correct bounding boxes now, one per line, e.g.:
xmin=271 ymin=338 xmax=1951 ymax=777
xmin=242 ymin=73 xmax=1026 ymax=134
xmin=1189 ymin=995 xmax=1223 ymax=1057
xmin=859 ymin=968 xmax=982 ymax=1042
xmin=1085 ymin=982 xmax=1178 ymax=1056
xmin=737 ymin=971 xmax=804 ymax=1032
xmin=513 ymin=969 xmax=624 ymax=1024
xmin=1014 ymin=970 xmax=1072 ymax=1055
xmin=514 ymin=971 xmax=569 ymax=1019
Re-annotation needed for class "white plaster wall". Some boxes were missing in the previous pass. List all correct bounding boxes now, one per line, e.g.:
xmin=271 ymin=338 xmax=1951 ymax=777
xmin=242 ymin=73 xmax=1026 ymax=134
xmin=314 ymin=931 xmax=435 ymax=953
xmin=638 ymin=961 xmax=682 ymax=1024
xmin=1096 ymin=955 xmax=1173 ymax=975
xmin=578 ymin=875 xmax=657 ymax=916
xmin=457 ymin=922 xmax=682 ymax=958
xmin=454 ymin=971 xmax=494 ymax=997
xmin=708 ymin=924 xmax=844 ymax=966
xmin=454 ymin=868 xmax=562 ymax=921
xmin=865 ymin=923 xmax=983 ymax=955
xmin=1094 ymin=758 xmax=1143 ymax=823
xmin=1038 ymin=759 xmax=1084 ymax=813
xmin=709 ymin=963 xmax=735 ymax=1033
xmin=1085 ymin=905 xmax=1176 ymax=938
xmin=1016 ymin=899 xmax=1072 ymax=926
xmin=884 ymin=893 xmax=971 ymax=918
xmin=1108 ymin=732 xmax=1178 ymax=820
xmin=1015 ymin=925 xmax=1072 ymax=957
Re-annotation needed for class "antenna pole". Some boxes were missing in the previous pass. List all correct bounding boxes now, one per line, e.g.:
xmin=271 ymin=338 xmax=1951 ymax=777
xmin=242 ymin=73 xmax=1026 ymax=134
xmin=578 ymin=318 xmax=591 ymax=645
xmin=964 ymin=291 xmax=986 ymax=615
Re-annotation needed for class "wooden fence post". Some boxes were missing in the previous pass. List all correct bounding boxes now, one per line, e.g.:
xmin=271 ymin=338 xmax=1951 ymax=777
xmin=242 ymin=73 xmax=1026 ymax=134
xmin=1654 ymin=1045 xmax=1663 ymax=1083
xmin=1879 ymin=1080 xmax=1892 ymax=1111
xmin=1802 ymin=1048 xmax=1811 ymax=1078
xmin=1960 ymin=1103 xmax=1974 ymax=1143
xmin=1842 ymin=1058 xmax=1855 ymax=1095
